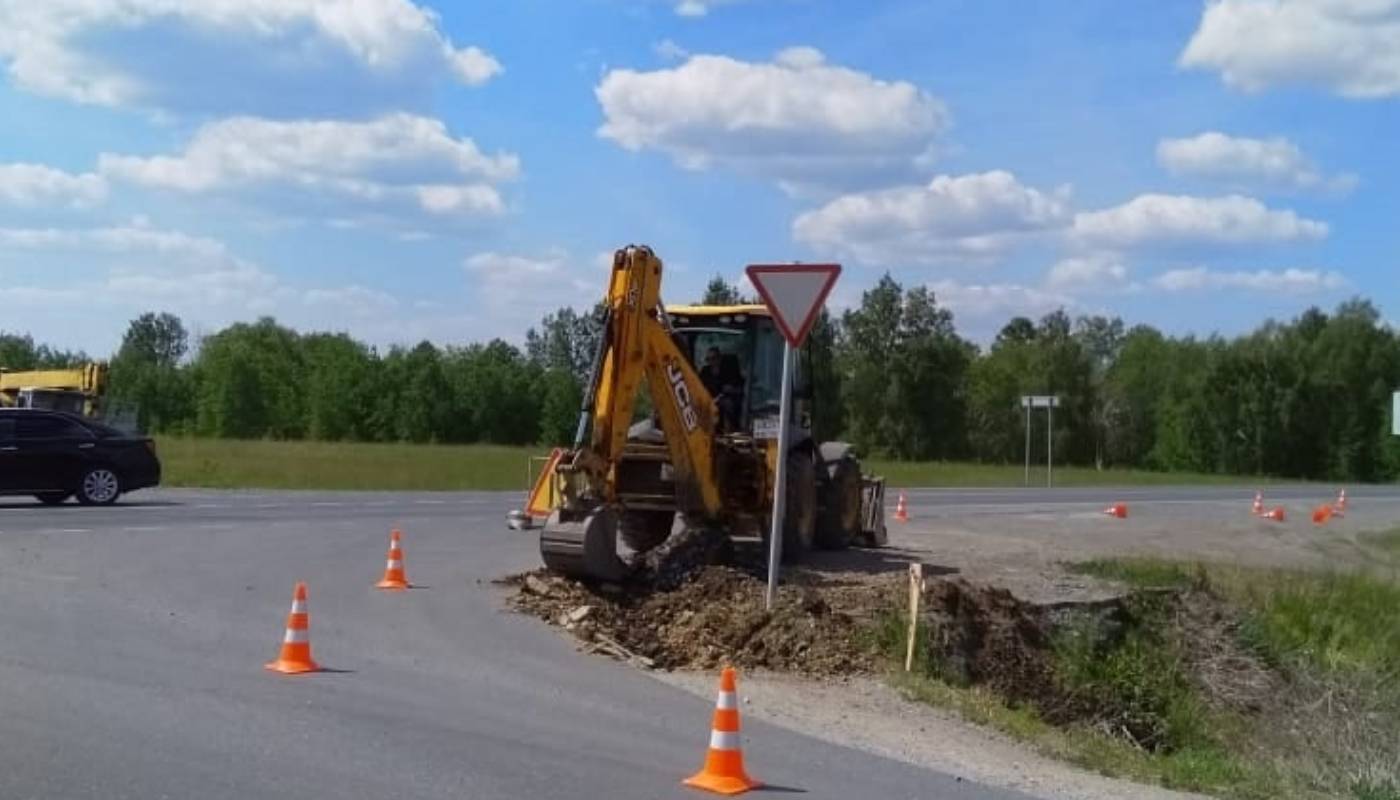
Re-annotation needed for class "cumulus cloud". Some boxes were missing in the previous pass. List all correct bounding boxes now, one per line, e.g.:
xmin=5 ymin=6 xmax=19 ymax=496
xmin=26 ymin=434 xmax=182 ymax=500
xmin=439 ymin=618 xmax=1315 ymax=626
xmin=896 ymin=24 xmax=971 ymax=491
xmin=1046 ymin=254 xmax=1129 ymax=290
xmin=792 ymin=171 xmax=1072 ymax=266
xmin=465 ymin=249 xmax=604 ymax=326
xmin=1152 ymin=266 xmax=1348 ymax=293
xmin=1157 ymin=132 xmax=1356 ymax=193
xmin=1072 ymin=194 xmax=1328 ymax=250
xmin=673 ymin=0 xmax=749 ymax=16
xmin=0 ymin=163 xmax=107 ymax=208
xmin=99 ymin=114 xmax=518 ymax=223
xmin=0 ymin=222 xmax=407 ymax=350
xmin=0 ymin=0 xmax=501 ymax=116
xmin=596 ymin=47 xmax=948 ymax=190
xmin=1180 ymin=0 xmax=1400 ymax=98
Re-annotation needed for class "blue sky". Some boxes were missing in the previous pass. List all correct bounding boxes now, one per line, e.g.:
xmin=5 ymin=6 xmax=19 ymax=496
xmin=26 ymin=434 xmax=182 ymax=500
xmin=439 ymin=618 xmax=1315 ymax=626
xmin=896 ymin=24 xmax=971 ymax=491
xmin=0 ymin=0 xmax=1396 ymax=355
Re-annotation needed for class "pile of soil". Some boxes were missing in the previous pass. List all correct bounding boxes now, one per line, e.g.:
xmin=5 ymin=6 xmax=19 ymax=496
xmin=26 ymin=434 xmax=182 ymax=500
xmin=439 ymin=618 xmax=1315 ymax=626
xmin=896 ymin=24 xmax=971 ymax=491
xmin=505 ymin=565 xmax=883 ymax=675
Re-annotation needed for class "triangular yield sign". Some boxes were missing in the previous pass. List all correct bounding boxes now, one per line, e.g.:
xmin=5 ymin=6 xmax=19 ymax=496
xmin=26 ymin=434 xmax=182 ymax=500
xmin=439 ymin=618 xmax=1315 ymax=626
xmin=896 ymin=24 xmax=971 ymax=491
xmin=745 ymin=263 xmax=841 ymax=347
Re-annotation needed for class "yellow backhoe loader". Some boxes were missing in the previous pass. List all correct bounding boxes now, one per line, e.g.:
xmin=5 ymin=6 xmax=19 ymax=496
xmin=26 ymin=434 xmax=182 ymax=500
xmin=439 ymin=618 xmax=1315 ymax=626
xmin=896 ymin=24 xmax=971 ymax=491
xmin=530 ymin=245 xmax=885 ymax=582
xmin=0 ymin=363 xmax=108 ymax=417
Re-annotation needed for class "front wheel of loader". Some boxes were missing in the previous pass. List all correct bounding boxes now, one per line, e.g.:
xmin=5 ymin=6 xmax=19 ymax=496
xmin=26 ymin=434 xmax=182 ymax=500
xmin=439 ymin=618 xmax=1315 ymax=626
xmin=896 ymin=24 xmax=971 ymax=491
xmin=618 ymin=510 xmax=675 ymax=553
xmin=780 ymin=451 xmax=818 ymax=564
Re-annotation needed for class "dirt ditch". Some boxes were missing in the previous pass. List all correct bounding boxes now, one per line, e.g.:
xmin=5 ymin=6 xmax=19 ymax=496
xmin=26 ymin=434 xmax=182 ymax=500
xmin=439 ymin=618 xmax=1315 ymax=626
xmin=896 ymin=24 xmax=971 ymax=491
xmin=502 ymin=549 xmax=1288 ymax=756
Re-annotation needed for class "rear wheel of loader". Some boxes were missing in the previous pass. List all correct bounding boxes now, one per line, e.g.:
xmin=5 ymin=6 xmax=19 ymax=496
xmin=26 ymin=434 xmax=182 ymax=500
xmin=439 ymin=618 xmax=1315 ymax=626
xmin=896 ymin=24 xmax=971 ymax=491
xmin=618 ymin=510 xmax=675 ymax=553
xmin=780 ymin=451 xmax=817 ymax=564
xmin=816 ymin=457 xmax=861 ymax=549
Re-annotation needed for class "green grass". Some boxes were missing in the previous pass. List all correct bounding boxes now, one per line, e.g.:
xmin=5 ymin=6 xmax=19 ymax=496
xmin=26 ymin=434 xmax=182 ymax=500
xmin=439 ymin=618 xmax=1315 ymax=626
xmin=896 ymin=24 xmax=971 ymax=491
xmin=1075 ymin=558 xmax=1400 ymax=678
xmin=876 ymin=560 xmax=1400 ymax=799
xmin=156 ymin=437 xmax=542 ymax=491
xmin=154 ymin=436 xmax=1289 ymax=491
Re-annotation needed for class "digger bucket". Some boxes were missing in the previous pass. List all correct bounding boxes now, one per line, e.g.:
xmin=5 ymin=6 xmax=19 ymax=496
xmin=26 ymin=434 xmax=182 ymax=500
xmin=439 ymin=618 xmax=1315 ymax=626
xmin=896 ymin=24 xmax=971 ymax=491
xmin=861 ymin=476 xmax=888 ymax=546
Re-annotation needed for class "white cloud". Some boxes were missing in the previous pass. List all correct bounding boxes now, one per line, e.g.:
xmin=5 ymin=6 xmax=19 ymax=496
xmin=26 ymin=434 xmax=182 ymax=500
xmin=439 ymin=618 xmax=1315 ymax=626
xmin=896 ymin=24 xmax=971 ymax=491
xmin=99 ymin=114 xmax=517 ymax=222
xmin=0 ymin=0 xmax=501 ymax=115
xmin=653 ymin=38 xmax=689 ymax=60
xmin=596 ymin=47 xmax=948 ymax=190
xmin=925 ymin=279 xmax=1072 ymax=339
xmin=1072 ymin=194 xmax=1328 ymax=250
xmin=0 ymin=163 xmax=107 ymax=208
xmin=1153 ymin=267 xmax=1348 ymax=293
xmin=1157 ymin=132 xmax=1356 ymax=193
xmin=0 ymin=223 xmax=408 ymax=351
xmin=465 ymin=250 xmax=603 ymax=330
xmin=1046 ymin=254 xmax=1129 ymax=290
xmin=1180 ymin=0 xmax=1400 ymax=98
xmin=792 ymin=171 xmax=1072 ymax=266
xmin=672 ymin=0 xmax=748 ymax=16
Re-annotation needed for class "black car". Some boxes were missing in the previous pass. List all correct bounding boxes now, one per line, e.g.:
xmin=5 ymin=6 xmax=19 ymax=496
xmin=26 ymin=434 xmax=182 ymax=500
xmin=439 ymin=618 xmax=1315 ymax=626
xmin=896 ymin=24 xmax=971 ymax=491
xmin=0 ymin=409 xmax=161 ymax=505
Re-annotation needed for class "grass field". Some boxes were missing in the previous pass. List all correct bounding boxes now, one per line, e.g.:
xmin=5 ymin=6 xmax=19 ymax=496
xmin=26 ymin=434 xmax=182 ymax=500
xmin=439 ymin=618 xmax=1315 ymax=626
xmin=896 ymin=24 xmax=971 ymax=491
xmin=156 ymin=436 xmax=1278 ymax=491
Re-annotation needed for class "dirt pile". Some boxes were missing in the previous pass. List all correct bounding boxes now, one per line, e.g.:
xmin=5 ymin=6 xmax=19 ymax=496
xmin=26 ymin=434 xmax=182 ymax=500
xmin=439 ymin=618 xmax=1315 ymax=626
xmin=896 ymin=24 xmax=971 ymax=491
xmin=506 ymin=566 xmax=884 ymax=675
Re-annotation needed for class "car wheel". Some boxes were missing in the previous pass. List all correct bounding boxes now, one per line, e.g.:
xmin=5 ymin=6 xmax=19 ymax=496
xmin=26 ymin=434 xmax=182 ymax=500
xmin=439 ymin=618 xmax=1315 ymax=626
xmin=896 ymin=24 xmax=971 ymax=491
xmin=76 ymin=466 xmax=121 ymax=506
xmin=35 ymin=492 xmax=72 ymax=506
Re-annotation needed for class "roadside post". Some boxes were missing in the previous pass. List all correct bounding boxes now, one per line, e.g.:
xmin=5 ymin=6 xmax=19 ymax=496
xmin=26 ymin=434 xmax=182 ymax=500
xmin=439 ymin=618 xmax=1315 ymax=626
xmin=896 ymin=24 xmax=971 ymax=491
xmin=1020 ymin=395 xmax=1061 ymax=488
xmin=746 ymin=263 xmax=842 ymax=611
xmin=1393 ymin=391 xmax=1399 ymax=437
xmin=905 ymin=562 xmax=925 ymax=672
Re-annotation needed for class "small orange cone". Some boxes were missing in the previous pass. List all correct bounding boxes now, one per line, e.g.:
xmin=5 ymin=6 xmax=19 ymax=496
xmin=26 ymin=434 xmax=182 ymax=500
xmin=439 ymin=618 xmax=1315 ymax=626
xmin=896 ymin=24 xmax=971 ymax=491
xmin=375 ymin=528 xmax=410 ymax=591
xmin=1312 ymin=504 xmax=1333 ymax=526
xmin=685 ymin=667 xmax=760 ymax=796
xmin=893 ymin=492 xmax=909 ymax=523
xmin=1261 ymin=507 xmax=1286 ymax=523
xmin=1332 ymin=489 xmax=1347 ymax=518
xmin=1251 ymin=491 xmax=1264 ymax=516
xmin=1102 ymin=502 xmax=1128 ymax=519
xmin=265 ymin=582 xmax=320 ymax=675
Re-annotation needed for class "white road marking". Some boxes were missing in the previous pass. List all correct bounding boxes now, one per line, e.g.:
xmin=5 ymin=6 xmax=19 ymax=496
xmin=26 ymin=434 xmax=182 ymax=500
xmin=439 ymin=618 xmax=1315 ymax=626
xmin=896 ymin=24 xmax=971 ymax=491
xmin=57 ymin=528 xmax=91 ymax=534
xmin=122 ymin=526 xmax=166 ymax=533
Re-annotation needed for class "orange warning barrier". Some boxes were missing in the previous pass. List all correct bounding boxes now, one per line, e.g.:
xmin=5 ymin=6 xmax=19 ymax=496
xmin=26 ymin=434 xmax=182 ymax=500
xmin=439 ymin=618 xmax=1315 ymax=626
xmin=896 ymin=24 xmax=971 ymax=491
xmin=1102 ymin=502 xmax=1128 ymax=519
xmin=1312 ymin=505 xmax=1333 ymax=526
xmin=1261 ymin=507 xmax=1286 ymax=523
xmin=376 ymin=528 xmax=410 ymax=591
xmin=684 ymin=667 xmax=760 ymax=796
xmin=266 ymin=582 xmax=321 ymax=675
xmin=893 ymin=492 xmax=909 ymax=523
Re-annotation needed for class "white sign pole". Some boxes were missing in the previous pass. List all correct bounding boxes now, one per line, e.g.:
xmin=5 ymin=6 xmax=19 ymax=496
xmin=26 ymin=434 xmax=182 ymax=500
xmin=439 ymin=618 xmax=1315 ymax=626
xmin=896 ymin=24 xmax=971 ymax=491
xmin=1393 ymin=391 xmax=1400 ymax=437
xmin=764 ymin=340 xmax=795 ymax=611
xmin=1024 ymin=403 xmax=1032 ymax=487
xmin=1047 ymin=401 xmax=1054 ymax=488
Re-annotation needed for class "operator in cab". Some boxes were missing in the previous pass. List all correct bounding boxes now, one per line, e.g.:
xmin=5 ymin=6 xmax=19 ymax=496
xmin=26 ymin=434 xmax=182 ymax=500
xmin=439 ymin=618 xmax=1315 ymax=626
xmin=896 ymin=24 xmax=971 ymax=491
xmin=699 ymin=347 xmax=744 ymax=432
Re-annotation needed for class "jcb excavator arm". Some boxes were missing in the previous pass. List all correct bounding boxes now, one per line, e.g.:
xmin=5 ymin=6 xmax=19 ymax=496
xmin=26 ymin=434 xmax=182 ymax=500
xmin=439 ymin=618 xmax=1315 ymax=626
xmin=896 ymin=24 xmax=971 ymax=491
xmin=540 ymin=246 xmax=723 ymax=579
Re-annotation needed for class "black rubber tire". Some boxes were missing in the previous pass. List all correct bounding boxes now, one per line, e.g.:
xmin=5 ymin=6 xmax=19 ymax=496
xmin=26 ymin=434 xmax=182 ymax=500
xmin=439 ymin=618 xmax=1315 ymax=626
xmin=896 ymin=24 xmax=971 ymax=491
xmin=75 ymin=466 xmax=121 ymax=506
xmin=618 ymin=510 xmax=675 ymax=553
xmin=780 ymin=451 xmax=818 ymax=564
xmin=816 ymin=457 xmax=862 ymax=550
xmin=35 ymin=492 xmax=72 ymax=506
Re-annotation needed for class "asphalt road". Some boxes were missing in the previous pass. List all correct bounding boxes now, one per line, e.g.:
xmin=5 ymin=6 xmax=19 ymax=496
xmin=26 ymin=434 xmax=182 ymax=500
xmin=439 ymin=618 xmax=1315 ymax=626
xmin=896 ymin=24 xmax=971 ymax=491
xmin=0 ymin=488 xmax=1036 ymax=800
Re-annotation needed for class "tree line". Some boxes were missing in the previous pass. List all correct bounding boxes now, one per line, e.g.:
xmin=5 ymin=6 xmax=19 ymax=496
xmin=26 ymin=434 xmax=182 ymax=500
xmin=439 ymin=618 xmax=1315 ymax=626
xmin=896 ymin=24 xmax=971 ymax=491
xmin=4 ymin=274 xmax=1398 ymax=482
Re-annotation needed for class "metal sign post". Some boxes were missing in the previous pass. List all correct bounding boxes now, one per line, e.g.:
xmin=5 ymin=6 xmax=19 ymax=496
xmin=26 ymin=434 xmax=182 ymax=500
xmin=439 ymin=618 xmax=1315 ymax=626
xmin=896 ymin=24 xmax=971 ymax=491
xmin=746 ymin=262 xmax=842 ymax=611
xmin=1021 ymin=395 xmax=1061 ymax=488
xmin=1393 ymin=391 xmax=1400 ymax=437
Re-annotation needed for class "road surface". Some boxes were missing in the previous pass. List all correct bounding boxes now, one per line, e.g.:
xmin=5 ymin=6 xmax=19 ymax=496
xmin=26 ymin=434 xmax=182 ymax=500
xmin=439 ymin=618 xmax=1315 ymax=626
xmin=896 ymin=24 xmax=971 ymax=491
xmin=0 ymin=488 xmax=1033 ymax=800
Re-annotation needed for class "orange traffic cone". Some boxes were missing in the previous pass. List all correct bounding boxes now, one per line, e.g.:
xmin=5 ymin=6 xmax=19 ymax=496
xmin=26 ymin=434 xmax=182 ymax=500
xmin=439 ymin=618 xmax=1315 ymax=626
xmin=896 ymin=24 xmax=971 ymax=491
xmin=1102 ymin=502 xmax=1128 ymax=519
xmin=1261 ymin=507 xmax=1286 ymax=523
xmin=685 ymin=666 xmax=760 ymax=796
xmin=265 ymin=582 xmax=320 ymax=675
xmin=1312 ymin=504 xmax=1333 ymax=526
xmin=375 ymin=528 xmax=410 ymax=591
xmin=1332 ymin=489 xmax=1347 ymax=518
xmin=893 ymin=492 xmax=909 ymax=523
xmin=1251 ymin=491 xmax=1264 ymax=517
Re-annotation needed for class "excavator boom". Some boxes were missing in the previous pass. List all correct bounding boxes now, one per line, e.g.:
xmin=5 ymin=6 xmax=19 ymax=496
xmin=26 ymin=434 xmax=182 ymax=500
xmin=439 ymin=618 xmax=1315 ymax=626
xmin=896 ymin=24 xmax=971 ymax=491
xmin=540 ymin=246 xmax=723 ymax=579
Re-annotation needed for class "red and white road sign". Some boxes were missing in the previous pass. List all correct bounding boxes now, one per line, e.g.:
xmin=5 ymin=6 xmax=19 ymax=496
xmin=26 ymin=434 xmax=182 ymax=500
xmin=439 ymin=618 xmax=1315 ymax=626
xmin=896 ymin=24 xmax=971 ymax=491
xmin=745 ymin=263 xmax=841 ymax=348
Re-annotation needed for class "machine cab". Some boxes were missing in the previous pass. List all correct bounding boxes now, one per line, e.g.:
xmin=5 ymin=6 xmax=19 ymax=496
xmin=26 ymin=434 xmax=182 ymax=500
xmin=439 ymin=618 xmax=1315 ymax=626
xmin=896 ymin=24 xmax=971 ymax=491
xmin=666 ymin=304 xmax=809 ymax=440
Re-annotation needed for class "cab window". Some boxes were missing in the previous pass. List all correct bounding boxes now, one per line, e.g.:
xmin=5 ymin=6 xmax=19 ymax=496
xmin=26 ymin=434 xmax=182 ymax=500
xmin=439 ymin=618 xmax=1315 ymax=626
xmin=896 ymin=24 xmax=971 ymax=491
xmin=17 ymin=415 xmax=92 ymax=439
